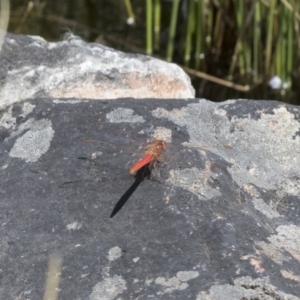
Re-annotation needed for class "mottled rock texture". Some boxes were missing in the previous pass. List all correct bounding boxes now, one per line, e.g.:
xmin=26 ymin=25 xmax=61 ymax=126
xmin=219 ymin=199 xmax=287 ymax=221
xmin=0 ymin=33 xmax=194 ymax=110
xmin=1 ymin=98 xmax=300 ymax=300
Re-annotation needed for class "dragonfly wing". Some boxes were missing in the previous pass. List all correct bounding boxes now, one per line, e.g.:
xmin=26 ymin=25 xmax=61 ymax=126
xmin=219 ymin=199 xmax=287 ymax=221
xmin=130 ymin=154 xmax=153 ymax=174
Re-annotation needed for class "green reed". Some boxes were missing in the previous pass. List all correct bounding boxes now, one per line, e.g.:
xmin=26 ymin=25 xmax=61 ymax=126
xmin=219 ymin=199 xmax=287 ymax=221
xmin=0 ymin=0 xmax=10 ymax=51
xmin=146 ymin=0 xmax=153 ymax=55
xmin=194 ymin=0 xmax=205 ymax=70
xmin=265 ymin=0 xmax=276 ymax=75
xmin=253 ymin=0 xmax=261 ymax=82
xmin=124 ymin=0 xmax=135 ymax=25
xmin=153 ymin=0 xmax=161 ymax=50
xmin=184 ymin=0 xmax=195 ymax=67
xmin=142 ymin=0 xmax=299 ymax=99
xmin=166 ymin=0 xmax=180 ymax=62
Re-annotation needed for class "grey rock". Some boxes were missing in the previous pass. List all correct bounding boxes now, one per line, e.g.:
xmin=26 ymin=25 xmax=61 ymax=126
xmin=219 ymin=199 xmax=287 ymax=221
xmin=0 ymin=33 xmax=194 ymax=109
xmin=1 ymin=97 xmax=300 ymax=299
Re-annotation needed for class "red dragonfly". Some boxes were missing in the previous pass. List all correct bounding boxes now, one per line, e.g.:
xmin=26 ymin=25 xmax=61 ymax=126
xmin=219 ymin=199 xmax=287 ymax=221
xmin=129 ymin=140 xmax=167 ymax=175
xmin=104 ymin=139 xmax=167 ymax=218
xmin=81 ymin=136 xmax=168 ymax=175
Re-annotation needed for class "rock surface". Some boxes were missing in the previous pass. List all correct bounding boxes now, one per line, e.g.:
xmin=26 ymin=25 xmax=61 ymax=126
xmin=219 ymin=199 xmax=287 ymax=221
xmin=0 ymin=33 xmax=194 ymax=109
xmin=1 ymin=97 xmax=300 ymax=299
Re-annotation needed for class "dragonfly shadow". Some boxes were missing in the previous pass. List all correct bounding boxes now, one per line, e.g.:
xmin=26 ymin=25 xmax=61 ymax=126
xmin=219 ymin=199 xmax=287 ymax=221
xmin=110 ymin=164 xmax=151 ymax=218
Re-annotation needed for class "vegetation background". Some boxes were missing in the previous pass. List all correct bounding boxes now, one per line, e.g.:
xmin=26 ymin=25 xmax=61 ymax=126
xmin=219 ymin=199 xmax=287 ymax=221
xmin=6 ymin=0 xmax=300 ymax=104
